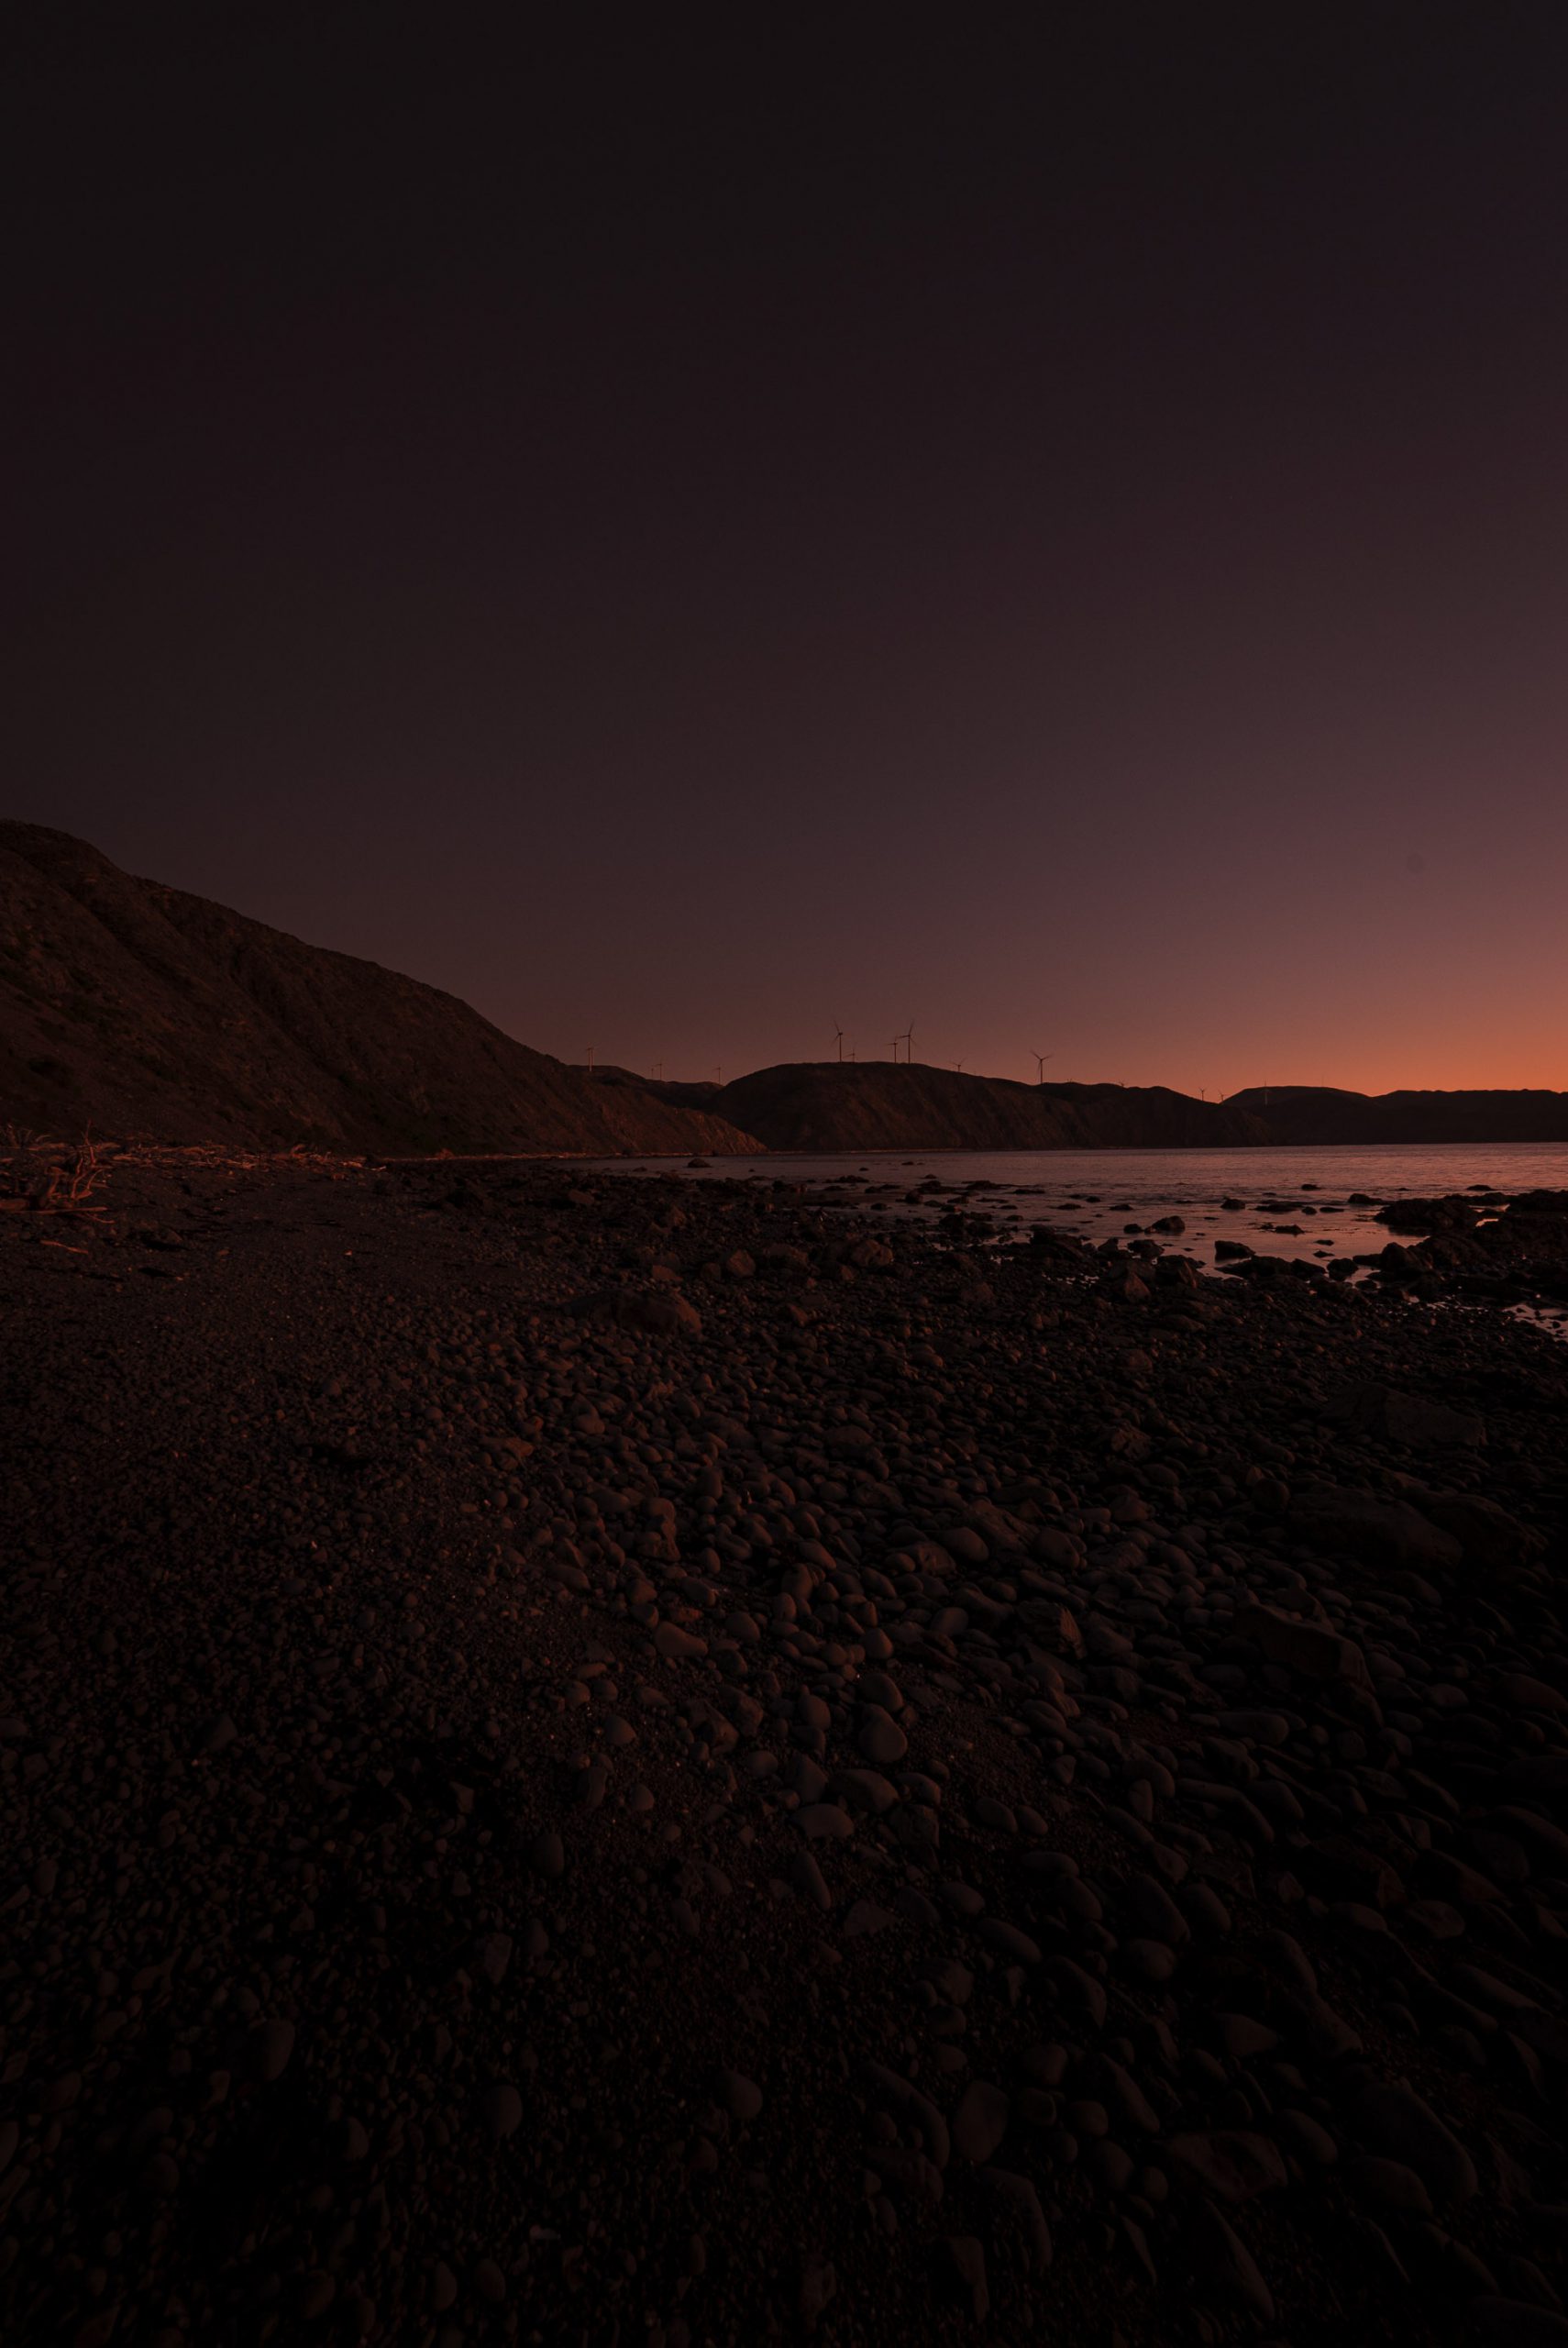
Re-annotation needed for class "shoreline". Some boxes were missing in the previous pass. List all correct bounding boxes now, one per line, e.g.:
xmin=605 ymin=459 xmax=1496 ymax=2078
xmin=3 ymin=1151 xmax=1566 ymax=2343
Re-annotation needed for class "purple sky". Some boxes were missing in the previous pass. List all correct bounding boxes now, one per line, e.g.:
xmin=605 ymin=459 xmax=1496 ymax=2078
xmin=8 ymin=10 xmax=1568 ymax=1093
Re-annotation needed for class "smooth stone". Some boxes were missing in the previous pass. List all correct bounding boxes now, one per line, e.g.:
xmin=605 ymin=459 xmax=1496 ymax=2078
xmin=953 ymin=2080 xmax=1010 ymax=2164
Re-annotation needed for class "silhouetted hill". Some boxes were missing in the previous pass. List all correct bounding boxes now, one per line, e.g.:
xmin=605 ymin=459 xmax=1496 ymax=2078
xmin=0 ymin=826 xmax=761 ymax=1154
xmin=1227 ymin=1085 xmax=1568 ymax=1144
xmin=580 ymin=1066 xmax=727 ymax=1112
xmin=711 ymin=1062 xmax=1273 ymax=1150
xmin=12 ymin=829 xmax=1562 ymax=1158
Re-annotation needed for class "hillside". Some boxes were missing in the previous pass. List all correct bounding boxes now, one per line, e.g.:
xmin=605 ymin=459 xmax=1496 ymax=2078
xmin=11 ymin=827 xmax=1566 ymax=1159
xmin=1227 ymin=1085 xmax=1568 ymax=1145
xmin=710 ymin=1061 xmax=1273 ymax=1151
xmin=0 ymin=825 xmax=761 ymax=1155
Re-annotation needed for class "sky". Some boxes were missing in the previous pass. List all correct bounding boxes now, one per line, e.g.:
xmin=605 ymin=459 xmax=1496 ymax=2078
xmin=6 ymin=6 xmax=1568 ymax=1096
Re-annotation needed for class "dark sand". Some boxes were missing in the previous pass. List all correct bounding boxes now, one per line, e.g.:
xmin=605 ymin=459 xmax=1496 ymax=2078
xmin=3 ymin=1152 xmax=1567 ymax=2345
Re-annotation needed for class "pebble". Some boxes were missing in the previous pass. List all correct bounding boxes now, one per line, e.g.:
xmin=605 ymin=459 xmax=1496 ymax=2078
xmin=856 ymin=1707 xmax=908 ymax=1767
xmin=249 ymin=2019 xmax=295 ymax=2083
xmin=480 ymin=2083 xmax=524 ymax=2140
xmin=953 ymin=2080 xmax=1010 ymax=2164
xmin=6 ymin=1148 xmax=1567 ymax=2347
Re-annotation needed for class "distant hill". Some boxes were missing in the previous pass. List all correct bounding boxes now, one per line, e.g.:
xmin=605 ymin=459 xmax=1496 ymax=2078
xmin=0 ymin=825 xmax=761 ymax=1155
xmin=1227 ymin=1085 xmax=1568 ymax=1145
xmin=707 ymin=1061 xmax=1274 ymax=1151
xmin=9 ymin=827 xmax=1565 ymax=1157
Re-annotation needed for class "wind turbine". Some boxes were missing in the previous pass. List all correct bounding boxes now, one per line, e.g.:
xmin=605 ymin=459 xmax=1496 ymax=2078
xmin=833 ymin=1022 xmax=846 ymax=1063
xmin=902 ymin=1021 xmax=915 ymax=1065
xmin=586 ymin=1044 xmax=595 ymax=1075
xmin=1032 ymin=1050 xmax=1054 ymax=1085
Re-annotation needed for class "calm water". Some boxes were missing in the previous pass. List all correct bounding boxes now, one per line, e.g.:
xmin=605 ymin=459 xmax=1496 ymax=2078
xmin=600 ymin=1140 xmax=1568 ymax=1292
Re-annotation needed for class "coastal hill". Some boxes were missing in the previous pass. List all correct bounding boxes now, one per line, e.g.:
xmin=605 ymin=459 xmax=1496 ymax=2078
xmin=9 ymin=826 xmax=1568 ymax=1154
xmin=0 ymin=825 xmax=761 ymax=1155
xmin=699 ymin=1061 xmax=1273 ymax=1151
xmin=594 ymin=1063 xmax=1568 ymax=1150
xmin=1227 ymin=1084 xmax=1568 ymax=1145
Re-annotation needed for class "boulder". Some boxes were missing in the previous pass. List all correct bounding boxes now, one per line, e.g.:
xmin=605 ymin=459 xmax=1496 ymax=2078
xmin=1290 ymin=1486 xmax=1463 ymax=1572
xmin=1324 ymin=1382 xmax=1485 ymax=1449
xmin=1234 ymin=1601 xmax=1368 ymax=1687
xmin=1353 ymin=2082 xmax=1477 ymax=2205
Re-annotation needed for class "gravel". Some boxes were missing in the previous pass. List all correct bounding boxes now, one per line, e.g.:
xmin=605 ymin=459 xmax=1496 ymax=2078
xmin=1 ymin=1146 xmax=1565 ymax=2342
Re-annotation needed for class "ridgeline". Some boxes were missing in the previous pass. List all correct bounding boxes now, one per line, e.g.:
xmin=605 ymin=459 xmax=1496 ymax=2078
xmin=0 ymin=826 xmax=760 ymax=1156
xmin=7 ymin=827 xmax=1568 ymax=1152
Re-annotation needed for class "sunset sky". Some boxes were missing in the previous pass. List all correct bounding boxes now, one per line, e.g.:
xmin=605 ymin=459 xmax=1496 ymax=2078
xmin=7 ymin=9 xmax=1568 ymax=1096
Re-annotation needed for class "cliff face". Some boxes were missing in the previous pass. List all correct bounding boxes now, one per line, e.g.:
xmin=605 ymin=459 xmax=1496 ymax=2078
xmin=712 ymin=1062 xmax=1273 ymax=1151
xmin=0 ymin=826 xmax=761 ymax=1155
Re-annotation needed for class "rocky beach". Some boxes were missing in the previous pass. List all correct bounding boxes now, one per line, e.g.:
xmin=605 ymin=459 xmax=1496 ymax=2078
xmin=4 ymin=1149 xmax=1568 ymax=2347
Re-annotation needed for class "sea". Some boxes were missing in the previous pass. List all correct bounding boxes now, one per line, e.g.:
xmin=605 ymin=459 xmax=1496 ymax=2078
xmin=597 ymin=1141 xmax=1568 ymax=1327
